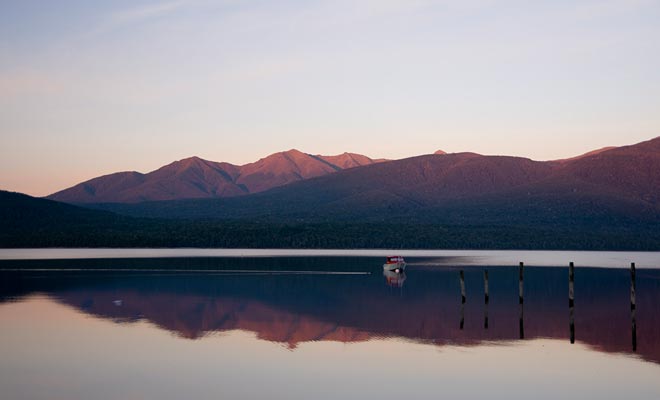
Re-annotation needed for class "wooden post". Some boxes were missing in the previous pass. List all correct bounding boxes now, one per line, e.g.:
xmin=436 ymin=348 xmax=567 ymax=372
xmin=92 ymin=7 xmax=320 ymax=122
xmin=484 ymin=269 xmax=489 ymax=329
xmin=519 ymin=262 xmax=524 ymax=305
xmin=631 ymin=262 xmax=636 ymax=311
xmin=569 ymin=262 xmax=575 ymax=308
xmin=460 ymin=270 xmax=465 ymax=330
xmin=631 ymin=262 xmax=637 ymax=352
xmin=517 ymin=262 xmax=524 ymax=339
xmin=569 ymin=262 xmax=575 ymax=344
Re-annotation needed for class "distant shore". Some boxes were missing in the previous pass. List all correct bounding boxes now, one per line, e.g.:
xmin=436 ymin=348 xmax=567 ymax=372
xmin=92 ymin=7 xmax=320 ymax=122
xmin=1 ymin=248 xmax=659 ymax=269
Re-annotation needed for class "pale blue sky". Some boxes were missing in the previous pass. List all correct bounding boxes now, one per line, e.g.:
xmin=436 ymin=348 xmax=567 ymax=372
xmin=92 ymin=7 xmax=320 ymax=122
xmin=1 ymin=0 xmax=659 ymax=196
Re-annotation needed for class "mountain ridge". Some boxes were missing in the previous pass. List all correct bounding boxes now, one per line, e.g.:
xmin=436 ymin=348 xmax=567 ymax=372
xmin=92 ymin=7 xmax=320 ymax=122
xmin=81 ymin=137 xmax=660 ymax=226
xmin=47 ymin=149 xmax=386 ymax=203
xmin=47 ymin=140 xmax=652 ymax=205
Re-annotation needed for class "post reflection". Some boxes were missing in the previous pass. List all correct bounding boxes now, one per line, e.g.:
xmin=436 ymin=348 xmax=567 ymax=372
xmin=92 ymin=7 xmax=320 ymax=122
xmin=484 ymin=269 xmax=489 ymax=330
xmin=631 ymin=263 xmax=637 ymax=352
xmin=459 ymin=270 xmax=466 ymax=330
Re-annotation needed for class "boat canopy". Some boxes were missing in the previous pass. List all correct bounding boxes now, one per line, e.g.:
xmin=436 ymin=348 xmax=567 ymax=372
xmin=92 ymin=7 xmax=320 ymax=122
xmin=386 ymin=256 xmax=405 ymax=263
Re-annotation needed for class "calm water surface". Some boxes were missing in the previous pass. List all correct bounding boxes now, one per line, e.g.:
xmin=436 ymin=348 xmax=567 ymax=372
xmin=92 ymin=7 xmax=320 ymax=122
xmin=1 ymin=256 xmax=659 ymax=399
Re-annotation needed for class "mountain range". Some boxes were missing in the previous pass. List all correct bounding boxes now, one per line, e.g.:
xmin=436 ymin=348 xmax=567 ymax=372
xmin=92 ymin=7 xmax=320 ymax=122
xmin=2 ymin=136 xmax=660 ymax=249
xmin=62 ymin=137 xmax=660 ymax=225
xmin=47 ymin=138 xmax=660 ymax=220
xmin=48 ymin=150 xmax=386 ymax=203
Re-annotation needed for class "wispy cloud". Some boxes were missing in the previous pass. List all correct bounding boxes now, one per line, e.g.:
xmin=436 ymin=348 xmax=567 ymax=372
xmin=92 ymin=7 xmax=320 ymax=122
xmin=83 ymin=0 xmax=202 ymax=37
xmin=110 ymin=0 xmax=193 ymax=24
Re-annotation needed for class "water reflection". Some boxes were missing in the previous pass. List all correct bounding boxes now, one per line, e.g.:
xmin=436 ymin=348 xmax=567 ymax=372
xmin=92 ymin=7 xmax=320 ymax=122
xmin=1 ymin=258 xmax=660 ymax=363
xmin=484 ymin=269 xmax=489 ymax=330
xmin=383 ymin=270 xmax=406 ymax=288
xmin=3 ymin=298 xmax=659 ymax=400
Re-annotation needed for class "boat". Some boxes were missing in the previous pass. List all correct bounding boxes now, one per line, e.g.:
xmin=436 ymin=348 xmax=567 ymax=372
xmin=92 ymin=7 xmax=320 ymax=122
xmin=383 ymin=255 xmax=406 ymax=272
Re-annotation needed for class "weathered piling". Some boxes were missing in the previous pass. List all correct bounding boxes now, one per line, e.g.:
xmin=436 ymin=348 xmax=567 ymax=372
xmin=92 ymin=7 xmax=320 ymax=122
xmin=519 ymin=262 xmax=524 ymax=305
xmin=631 ymin=262 xmax=636 ymax=311
xmin=569 ymin=262 xmax=575 ymax=344
xmin=519 ymin=262 xmax=524 ymax=339
xmin=631 ymin=262 xmax=637 ymax=352
xmin=484 ymin=269 xmax=489 ymax=329
xmin=569 ymin=262 xmax=575 ymax=308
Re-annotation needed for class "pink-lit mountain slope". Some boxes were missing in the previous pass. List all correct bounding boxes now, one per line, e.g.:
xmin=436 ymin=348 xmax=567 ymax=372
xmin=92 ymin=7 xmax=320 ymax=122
xmin=85 ymin=136 xmax=660 ymax=224
xmin=47 ymin=150 xmax=386 ymax=203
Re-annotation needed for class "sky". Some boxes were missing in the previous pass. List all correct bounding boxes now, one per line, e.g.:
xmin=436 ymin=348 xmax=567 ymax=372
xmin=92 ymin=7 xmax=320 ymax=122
xmin=1 ymin=0 xmax=659 ymax=196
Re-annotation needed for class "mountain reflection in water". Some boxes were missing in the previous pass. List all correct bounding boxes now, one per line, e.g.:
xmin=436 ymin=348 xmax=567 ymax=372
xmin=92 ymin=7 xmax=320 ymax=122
xmin=1 ymin=257 xmax=659 ymax=363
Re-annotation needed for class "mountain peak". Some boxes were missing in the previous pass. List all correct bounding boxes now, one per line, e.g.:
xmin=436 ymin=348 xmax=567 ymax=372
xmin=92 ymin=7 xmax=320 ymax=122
xmin=252 ymin=149 xmax=308 ymax=164
xmin=280 ymin=148 xmax=310 ymax=160
xmin=177 ymin=155 xmax=210 ymax=166
xmin=158 ymin=156 xmax=227 ymax=175
xmin=434 ymin=150 xmax=447 ymax=155
xmin=316 ymin=152 xmax=383 ymax=170
xmin=278 ymin=149 xmax=306 ymax=156
xmin=235 ymin=149 xmax=342 ymax=192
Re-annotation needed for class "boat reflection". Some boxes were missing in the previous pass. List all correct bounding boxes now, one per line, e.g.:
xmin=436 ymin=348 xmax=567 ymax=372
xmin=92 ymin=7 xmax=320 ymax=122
xmin=383 ymin=269 xmax=406 ymax=288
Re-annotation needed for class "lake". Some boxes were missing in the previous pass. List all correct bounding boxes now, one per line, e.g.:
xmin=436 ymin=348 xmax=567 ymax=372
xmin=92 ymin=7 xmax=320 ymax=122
xmin=1 ymin=252 xmax=660 ymax=399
